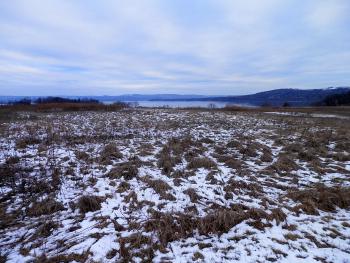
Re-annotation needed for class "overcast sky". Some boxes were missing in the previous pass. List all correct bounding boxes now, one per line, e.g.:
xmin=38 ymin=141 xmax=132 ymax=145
xmin=0 ymin=0 xmax=349 ymax=95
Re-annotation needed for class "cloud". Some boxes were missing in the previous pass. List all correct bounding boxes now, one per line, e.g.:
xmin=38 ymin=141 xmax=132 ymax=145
xmin=0 ymin=0 xmax=349 ymax=95
xmin=306 ymin=0 xmax=349 ymax=31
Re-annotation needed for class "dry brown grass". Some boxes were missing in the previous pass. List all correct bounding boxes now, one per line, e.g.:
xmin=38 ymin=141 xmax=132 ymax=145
xmin=99 ymin=142 xmax=123 ymax=165
xmin=36 ymin=220 xmax=59 ymax=237
xmin=16 ymin=137 xmax=41 ymax=149
xmin=119 ymin=233 xmax=154 ymax=262
xmin=261 ymin=147 xmax=273 ymax=163
xmin=157 ymin=146 xmax=177 ymax=175
xmin=268 ymin=154 xmax=299 ymax=173
xmin=75 ymin=151 xmax=90 ymax=162
xmin=108 ymin=161 xmax=138 ymax=180
xmin=287 ymin=184 xmax=350 ymax=215
xmin=224 ymin=179 xmax=263 ymax=197
xmin=183 ymin=188 xmax=200 ymax=203
xmin=157 ymin=136 xmax=204 ymax=175
xmin=26 ymin=198 xmax=64 ymax=217
xmin=77 ymin=195 xmax=102 ymax=214
xmin=239 ymin=143 xmax=259 ymax=158
xmin=142 ymin=177 xmax=175 ymax=201
xmin=187 ymin=157 xmax=217 ymax=170
xmin=33 ymin=252 xmax=90 ymax=263
xmin=143 ymin=206 xmax=283 ymax=250
xmin=226 ymin=139 xmax=241 ymax=148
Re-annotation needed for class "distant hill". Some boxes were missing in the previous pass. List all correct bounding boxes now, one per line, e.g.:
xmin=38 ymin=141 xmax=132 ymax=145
xmin=318 ymin=90 xmax=350 ymax=106
xmin=0 ymin=94 xmax=210 ymax=104
xmin=1 ymin=87 xmax=349 ymax=106
xmin=151 ymin=87 xmax=350 ymax=106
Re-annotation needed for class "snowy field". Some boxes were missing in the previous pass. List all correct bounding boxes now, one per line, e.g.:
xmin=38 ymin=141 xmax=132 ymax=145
xmin=0 ymin=109 xmax=349 ymax=262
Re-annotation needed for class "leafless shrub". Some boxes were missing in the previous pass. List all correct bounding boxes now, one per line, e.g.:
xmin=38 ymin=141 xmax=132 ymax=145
xmin=77 ymin=195 xmax=102 ymax=214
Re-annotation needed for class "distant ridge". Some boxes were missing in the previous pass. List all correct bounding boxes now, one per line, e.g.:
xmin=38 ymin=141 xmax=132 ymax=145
xmin=0 ymin=94 xmax=211 ymax=104
xmin=150 ymin=87 xmax=350 ymax=106
xmin=1 ymin=87 xmax=349 ymax=106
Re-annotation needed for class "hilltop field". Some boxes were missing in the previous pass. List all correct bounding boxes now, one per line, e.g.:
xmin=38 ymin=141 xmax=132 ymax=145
xmin=0 ymin=107 xmax=350 ymax=262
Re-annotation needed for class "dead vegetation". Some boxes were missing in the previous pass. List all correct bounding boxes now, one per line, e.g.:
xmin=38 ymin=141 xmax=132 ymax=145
xmin=26 ymin=198 xmax=65 ymax=217
xmin=187 ymin=157 xmax=217 ymax=170
xmin=142 ymin=177 xmax=175 ymax=200
xmin=99 ymin=142 xmax=123 ymax=165
xmin=1 ymin=108 xmax=350 ymax=262
xmin=287 ymin=184 xmax=350 ymax=215
xmin=108 ymin=161 xmax=139 ymax=180
xmin=142 ymin=206 xmax=286 ymax=251
xmin=267 ymin=154 xmax=299 ymax=173
xmin=77 ymin=195 xmax=102 ymax=214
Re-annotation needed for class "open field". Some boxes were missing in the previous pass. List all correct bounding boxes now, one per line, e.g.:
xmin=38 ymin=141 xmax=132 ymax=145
xmin=0 ymin=108 xmax=350 ymax=262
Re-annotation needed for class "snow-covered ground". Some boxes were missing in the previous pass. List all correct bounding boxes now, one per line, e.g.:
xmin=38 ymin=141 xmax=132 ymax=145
xmin=0 ymin=109 xmax=349 ymax=262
